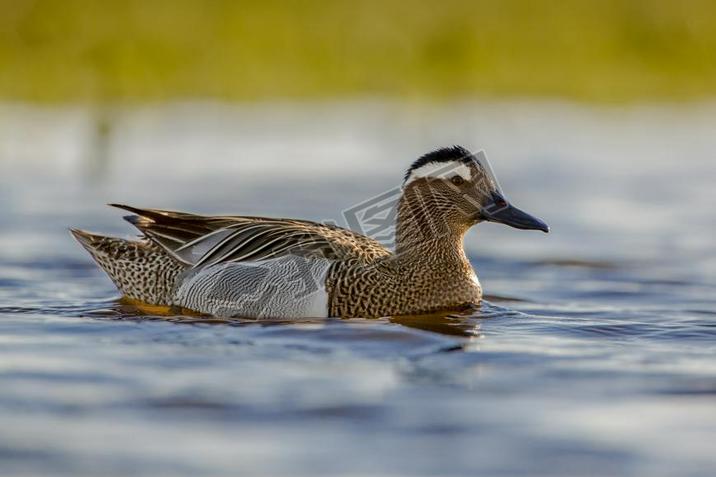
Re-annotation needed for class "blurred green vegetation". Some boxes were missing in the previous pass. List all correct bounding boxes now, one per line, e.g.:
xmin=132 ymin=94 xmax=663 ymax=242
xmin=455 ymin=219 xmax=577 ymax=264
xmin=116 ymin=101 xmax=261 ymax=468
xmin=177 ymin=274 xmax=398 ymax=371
xmin=1 ymin=0 xmax=715 ymax=102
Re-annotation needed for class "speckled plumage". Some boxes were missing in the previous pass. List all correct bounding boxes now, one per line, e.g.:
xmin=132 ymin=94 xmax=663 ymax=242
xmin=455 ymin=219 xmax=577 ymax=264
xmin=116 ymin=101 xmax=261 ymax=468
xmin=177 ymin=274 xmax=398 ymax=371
xmin=70 ymin=230 xmax=185 ymax=305
xmin=71 ymin=146 xmax=547 ymax=318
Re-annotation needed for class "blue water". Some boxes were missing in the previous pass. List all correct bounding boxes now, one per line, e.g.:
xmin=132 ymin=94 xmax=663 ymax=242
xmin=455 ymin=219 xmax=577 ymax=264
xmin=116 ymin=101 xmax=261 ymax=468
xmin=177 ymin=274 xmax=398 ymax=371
xmin=1 ymin=102 xmax=715 ymax=477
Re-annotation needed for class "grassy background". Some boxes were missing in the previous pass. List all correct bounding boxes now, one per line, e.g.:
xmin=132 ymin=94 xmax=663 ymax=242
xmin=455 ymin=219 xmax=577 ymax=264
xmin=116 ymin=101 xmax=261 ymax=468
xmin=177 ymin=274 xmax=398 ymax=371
xmin=1 ymin=0 xmax=715 ymax=103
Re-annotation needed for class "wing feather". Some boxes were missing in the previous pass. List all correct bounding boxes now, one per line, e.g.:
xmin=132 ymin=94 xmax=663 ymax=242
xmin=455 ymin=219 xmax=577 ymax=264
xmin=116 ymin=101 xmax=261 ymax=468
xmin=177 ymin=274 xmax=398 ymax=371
xmin=196 ymin=224 xmax=280 ymax=267
xmin=110 ymin=203 xmax=391 ymax=267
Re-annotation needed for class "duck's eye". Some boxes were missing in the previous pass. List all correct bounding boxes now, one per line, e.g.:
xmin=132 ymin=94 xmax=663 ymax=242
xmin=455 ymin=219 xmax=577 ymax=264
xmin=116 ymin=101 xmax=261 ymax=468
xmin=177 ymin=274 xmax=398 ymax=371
xmin=450 ymin=176 xmax=465 ymax=186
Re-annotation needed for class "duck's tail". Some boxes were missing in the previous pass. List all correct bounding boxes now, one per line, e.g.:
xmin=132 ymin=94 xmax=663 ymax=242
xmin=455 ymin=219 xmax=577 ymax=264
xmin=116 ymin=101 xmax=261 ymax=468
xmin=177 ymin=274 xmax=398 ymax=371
xmin=70 ymin=228 xmax=186 ymax=306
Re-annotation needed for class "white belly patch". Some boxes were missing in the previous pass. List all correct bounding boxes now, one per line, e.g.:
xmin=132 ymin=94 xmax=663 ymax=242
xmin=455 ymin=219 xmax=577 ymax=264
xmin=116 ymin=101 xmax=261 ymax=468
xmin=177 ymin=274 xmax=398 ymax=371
xmin=174 ymin=256 xmax=331 ymax=318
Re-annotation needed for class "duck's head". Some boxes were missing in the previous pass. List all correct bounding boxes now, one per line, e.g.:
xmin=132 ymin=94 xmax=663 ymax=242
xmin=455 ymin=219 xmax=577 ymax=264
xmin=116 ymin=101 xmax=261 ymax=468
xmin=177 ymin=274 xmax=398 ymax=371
xmin=402 ymin=146 xmax=549 ymax=233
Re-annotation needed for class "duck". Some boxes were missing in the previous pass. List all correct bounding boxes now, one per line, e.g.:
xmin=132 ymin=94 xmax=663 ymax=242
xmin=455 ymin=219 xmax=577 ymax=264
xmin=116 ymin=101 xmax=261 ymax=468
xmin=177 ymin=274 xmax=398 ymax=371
xmin=71 ymin=146 xmax=548 ymax=319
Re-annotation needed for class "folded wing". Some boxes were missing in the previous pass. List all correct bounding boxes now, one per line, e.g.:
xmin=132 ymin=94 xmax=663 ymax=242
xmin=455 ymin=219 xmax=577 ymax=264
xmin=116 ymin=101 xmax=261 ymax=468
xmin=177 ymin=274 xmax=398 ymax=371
xmin=110 ymin=204 xmax=390 ymax=268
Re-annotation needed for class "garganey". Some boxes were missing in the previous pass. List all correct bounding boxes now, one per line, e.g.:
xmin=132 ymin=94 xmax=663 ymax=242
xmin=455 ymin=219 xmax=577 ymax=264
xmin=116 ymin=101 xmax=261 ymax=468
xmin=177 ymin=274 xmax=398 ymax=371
xmin=71 ymin=146 xmax=548 ymax=318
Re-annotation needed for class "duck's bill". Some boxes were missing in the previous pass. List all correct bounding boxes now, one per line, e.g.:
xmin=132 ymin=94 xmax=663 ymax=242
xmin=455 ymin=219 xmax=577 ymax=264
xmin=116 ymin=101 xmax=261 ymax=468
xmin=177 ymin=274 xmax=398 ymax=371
xmin=482 ymin=203 xmax=549 ymax=233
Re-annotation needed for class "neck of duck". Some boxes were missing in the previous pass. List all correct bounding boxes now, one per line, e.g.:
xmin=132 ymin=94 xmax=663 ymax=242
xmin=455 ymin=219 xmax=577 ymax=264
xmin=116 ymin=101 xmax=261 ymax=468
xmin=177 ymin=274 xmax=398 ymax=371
xmin=394 ymin=189 xmax=471 ymax=269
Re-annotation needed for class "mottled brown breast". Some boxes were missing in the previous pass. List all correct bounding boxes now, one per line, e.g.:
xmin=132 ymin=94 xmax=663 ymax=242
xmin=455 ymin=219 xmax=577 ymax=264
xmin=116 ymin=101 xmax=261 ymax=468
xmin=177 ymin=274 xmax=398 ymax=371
xmin=325 ymin=247 xmax=482 ymax=318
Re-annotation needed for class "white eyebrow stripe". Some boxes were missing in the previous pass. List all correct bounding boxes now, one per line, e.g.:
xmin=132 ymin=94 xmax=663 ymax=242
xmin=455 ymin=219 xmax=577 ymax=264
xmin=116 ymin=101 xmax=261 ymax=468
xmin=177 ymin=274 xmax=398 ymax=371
xmin=404 ymin=161 xmax=472 ymax=186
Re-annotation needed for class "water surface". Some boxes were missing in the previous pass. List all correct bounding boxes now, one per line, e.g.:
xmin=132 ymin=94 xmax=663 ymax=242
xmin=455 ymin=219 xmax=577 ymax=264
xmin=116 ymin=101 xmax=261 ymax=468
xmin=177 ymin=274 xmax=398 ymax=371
xmin=1 ymin=101 xmax=715 ymax=477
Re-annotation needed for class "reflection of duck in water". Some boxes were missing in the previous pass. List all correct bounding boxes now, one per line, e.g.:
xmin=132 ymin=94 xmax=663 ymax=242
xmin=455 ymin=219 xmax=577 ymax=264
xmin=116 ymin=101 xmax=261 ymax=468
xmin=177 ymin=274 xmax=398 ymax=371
xmin=71 ymin=146 xmax=548 ymax=319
